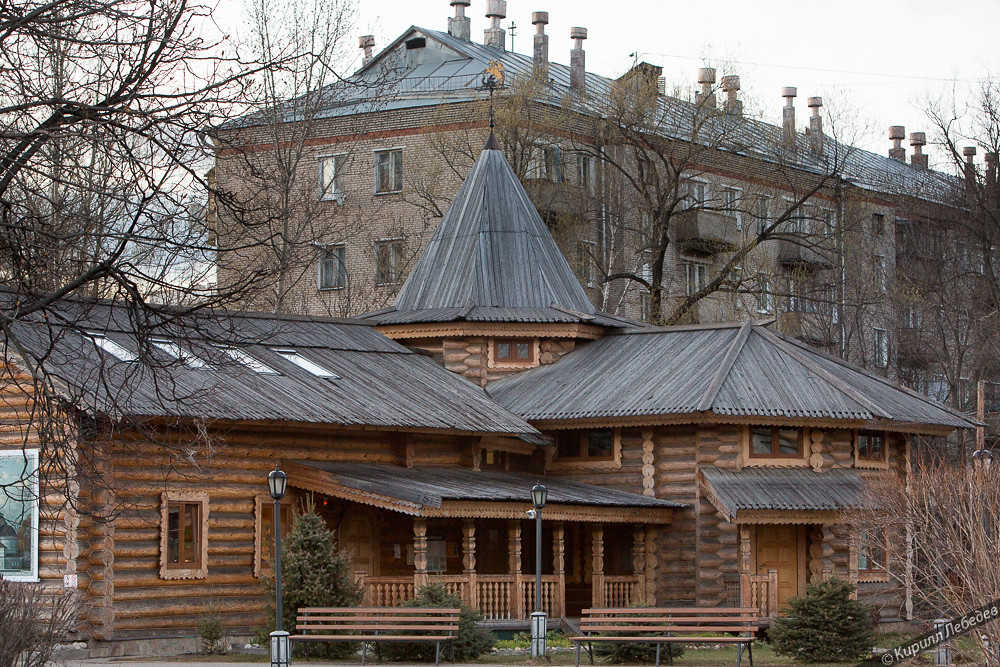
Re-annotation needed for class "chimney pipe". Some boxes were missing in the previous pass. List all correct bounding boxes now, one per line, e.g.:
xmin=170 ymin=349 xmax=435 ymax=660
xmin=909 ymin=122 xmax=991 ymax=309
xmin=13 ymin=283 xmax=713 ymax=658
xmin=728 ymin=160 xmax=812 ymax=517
xmin=889 ymin=126 xmax=906 ymax=162
xmin=964 ymin=145 xmax=978 ymax=183
xmin=909 ymin=132 xmax=928 ymax=169
xmin=721 ymin=75 xmax=742 ymax=116
xmin=532 ymin=11 xmax=549 ymax=79
xmin=696 ymin=68 xmax=717 ymax=109
xmin=808 ymin=96 xmax=823 ymax=155
xmin=359 ymin=35 xmax=375 ymax=65
xmin=484 ymin=0 xmax=507 ymax=50
xmin=782 ymin=87 xmax=797 ymax=147
xmin=448 ymin=0 xmax=471 ymax=42
xmin=570 ymin=27 xmax=587 ymax=92
xmin=986 ymin=151 xmax=997 ymax=187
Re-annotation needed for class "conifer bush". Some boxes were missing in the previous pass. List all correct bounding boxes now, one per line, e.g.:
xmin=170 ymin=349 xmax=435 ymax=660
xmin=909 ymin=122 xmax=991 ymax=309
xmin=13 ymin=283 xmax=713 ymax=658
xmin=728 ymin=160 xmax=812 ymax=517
xmin=768 ymin=578 xmax=875 ymax=663
xmin=379 ymin=583 xmax=496 ymax=662
xmin=266 ymin=498 xmax=361 ymax=659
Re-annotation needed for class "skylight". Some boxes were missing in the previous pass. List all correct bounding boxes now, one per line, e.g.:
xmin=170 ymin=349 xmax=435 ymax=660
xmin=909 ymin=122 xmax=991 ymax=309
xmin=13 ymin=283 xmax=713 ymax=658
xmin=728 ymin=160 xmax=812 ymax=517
xmin=218 ymin=346 xmax=279 ymax=375
xmin=151 ymin=339 xmax=207 ymax=368
xmin=87 ymin=334 xmax=136 ymax=362
xmin=273 ymin=349 xmax=339 ymax=379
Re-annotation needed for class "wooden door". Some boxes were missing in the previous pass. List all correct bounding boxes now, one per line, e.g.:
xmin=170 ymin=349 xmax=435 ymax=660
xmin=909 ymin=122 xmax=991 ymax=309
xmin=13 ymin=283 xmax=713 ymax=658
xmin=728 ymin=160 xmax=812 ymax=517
xmin=339 ymin=505 xmax=378 ymax=576
xmin=755 ymin=525 xmax=802 ymax=610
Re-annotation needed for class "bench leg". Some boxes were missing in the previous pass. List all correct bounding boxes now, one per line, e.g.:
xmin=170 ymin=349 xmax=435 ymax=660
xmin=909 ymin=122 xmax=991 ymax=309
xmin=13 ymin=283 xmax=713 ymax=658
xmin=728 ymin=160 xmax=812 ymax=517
xmin=575 ymin=643 xmax=581 ymax=667
xmin=737 ymin=642 xmax=742 ymax=667
xmin=589 ymin=641 xmax=594 ymax=666
xmin=655 ymin=643 xmax=661 ymax=667
xmin=435 ymin=641 xmax=441 ymax=667
xmin=362 ymin=640 xmax=368 ymax=666
xmin=748 ymin=640 xmax=754 ymax=667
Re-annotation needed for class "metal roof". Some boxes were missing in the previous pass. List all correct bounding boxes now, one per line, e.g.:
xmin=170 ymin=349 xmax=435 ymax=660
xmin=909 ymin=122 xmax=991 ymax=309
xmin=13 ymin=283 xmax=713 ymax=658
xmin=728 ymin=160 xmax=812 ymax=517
xmin=295 ymin=462 xmax=684 ymax=509
xmin=361 ymin=140 xmax=605 ymax=326
xmin=4 ymin=297 xmax=538 ymax=436
xmin=698 ymin=466 xmax=865 ymax=521
xmin=236 ymin=25 xmax=959 ymax=204
xmin=487 ymin=320 xmax=977 ymax=429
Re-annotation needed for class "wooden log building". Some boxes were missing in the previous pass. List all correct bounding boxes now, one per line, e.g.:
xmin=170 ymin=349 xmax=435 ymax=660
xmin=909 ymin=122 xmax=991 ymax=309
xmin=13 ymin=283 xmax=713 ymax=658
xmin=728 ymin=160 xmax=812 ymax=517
xmin=0 ymin=137 xmax=976 ymax=653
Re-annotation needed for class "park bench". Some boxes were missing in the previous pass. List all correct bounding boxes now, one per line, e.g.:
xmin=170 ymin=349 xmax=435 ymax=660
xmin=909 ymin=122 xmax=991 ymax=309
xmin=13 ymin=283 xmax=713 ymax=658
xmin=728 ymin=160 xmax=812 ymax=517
xmin=571 ymin=607 xmax=759 ymax=667
xmin=291 ymin=606 xmax=460 ymax=666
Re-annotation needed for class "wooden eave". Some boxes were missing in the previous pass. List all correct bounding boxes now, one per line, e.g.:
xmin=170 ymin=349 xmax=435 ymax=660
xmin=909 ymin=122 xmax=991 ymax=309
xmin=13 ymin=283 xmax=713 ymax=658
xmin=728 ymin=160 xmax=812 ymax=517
xmin=282 ymin=460 xmax=672 ymax=524
xmin=375 ymin=321 xmax=606 ymax=341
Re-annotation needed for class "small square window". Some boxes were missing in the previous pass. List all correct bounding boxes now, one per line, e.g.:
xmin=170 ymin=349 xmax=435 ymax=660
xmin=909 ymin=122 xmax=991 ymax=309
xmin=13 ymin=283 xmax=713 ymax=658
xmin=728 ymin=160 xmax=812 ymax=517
xmin=858 ymin=530 xmax=886 ymax=573
xmin=554 ymin=429 xmax=617 ymax=461
xmin=857 ymin=431 xmax=885 ymax=462
xmin=374 ymin=149 xmax=403 ymax=194
xmin=319 ymin=245 xmax=347 ymax=290
xmin=587 ymin=430 xmax=614 ymax=458
xmin=749 ymin=426 xmax=804 ymax=458
xmin=493 ymin=338 xmax=534 ymax=364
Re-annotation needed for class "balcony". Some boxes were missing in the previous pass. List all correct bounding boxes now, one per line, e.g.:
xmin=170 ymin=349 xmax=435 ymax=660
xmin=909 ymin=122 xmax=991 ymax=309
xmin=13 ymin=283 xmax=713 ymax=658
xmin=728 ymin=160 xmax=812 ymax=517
xmin=674 ymin=210 xmax=739 ymax=254
xmin=896 ymin=327 xmax=932 ymax=369
xmin=777 ymin=239 xmax=833 ymax=269
xmin=778 ymin=311 xmax=837 ymax=349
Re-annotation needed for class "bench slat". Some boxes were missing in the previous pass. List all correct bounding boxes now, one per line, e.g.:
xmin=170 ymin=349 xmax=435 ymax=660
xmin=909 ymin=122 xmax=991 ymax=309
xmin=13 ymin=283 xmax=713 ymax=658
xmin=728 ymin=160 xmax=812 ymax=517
xmin=572 ymin=636 xmax=751 ymax=643
xmin=296 ymin=624 xmax=460 ymax=632
xmin=297 ymin=607 xmax=459 ymax=614
xmin=579 ymin=625 xmax=756 ymax=633
xmin=291 ymin=635 xmax=455 ymax=641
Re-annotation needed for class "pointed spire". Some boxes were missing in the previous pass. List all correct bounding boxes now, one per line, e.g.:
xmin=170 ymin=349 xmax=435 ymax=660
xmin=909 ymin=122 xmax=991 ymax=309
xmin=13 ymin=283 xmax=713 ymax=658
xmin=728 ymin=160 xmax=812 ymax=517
xmin=390 ymin=144 xmax=596 ymax=318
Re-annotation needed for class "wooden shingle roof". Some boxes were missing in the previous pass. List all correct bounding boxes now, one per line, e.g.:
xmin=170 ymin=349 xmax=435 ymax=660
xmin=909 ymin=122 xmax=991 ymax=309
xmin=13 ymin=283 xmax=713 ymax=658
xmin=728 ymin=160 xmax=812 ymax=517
xmin=361 ymin=139 xmax=608 ymax=326
xmin=488 ymin=320 xmax=977 ymax=430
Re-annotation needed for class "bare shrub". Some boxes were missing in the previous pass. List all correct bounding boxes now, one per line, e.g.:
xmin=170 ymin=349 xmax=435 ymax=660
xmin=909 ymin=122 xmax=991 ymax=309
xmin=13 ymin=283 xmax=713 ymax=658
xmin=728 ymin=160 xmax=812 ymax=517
xmin=0 ymin=578 xmax=76 ymax=667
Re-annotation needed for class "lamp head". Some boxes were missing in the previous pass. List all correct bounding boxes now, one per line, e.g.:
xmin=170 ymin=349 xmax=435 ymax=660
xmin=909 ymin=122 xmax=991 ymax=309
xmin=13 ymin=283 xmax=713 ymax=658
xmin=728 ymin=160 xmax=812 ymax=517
xmin=267 ymin=465 xmax=288 ymax=500
xmin=530 ymin=482 xmax=548 ymax=509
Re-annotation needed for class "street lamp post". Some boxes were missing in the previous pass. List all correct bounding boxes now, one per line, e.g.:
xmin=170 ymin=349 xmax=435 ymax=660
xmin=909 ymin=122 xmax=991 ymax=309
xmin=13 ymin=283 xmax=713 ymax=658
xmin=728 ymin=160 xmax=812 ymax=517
xmin=267 ymin=465 xmax=289 ymax=667
xmin=530 ymin=483 xmax=548 ymax=659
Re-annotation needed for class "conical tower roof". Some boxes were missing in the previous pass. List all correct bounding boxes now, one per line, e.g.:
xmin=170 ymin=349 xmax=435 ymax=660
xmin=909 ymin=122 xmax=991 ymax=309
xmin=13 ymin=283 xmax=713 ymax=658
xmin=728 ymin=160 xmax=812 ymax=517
xmin=363 ymin=137 xmax=629 ymax=327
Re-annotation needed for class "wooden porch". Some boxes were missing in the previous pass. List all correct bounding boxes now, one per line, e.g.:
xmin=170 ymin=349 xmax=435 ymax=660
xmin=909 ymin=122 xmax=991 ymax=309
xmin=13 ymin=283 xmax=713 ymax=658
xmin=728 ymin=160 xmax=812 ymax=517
xmin=354 ymin=517 xmax=650 ymax=621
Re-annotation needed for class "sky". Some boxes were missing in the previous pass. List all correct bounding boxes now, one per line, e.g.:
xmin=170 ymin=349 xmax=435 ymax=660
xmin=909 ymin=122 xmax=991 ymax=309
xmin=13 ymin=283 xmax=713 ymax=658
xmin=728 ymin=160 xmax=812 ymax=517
xmin=217 ymin=0 xmax=1000 ymax=166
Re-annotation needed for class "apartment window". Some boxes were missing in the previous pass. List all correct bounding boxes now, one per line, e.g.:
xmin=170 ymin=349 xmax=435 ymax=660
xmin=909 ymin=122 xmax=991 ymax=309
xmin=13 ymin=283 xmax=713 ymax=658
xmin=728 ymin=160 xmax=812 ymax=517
xmin=750 ymin=426 xmax=804 ymax=458
xmin=578 ymin=240 xmax=598 ymax=287
xmin=925 ymin=375 xmax=949 ymax=403
xmin=686 ymin=180 xmax=708 ymax=205
xmin=88 ymin=334 xmax=136 ymax=362
xmin=318 ymin=245 xmax=347 ymax=290
xmin=874 ymin=328 xmax=888 ymax=368
xmin=639 ymin=291 xmax=651 ymax=322
xmin=374 ymin=239 xmax=404 ymax=285
xmin=723 ymin=187 xmax=742 ymax=229
xmin=756 ymin=195 xmax=769 ymax=234
xmin=756 ymin=274 xmax=773 ymax=313
xmin=684 ymin=261 xmax=709 ymax=296
xmin=160 ymin=491 xmax=208 ymax=579
xmin=555 ymin=429 xmax=616 ymax=461
xmin=871 ymin=213 xmax=885 ymax=235
xmin=493 ymin=338 xmax=535 ymax=364
xmin=273 ymin=349 xmax=339 ymax=379
xmin=577 ymin=154 xmax=595 ymax=192
xmin=903 ymin=304 xmax=922 ymax=330
xmin=819 ymin=209 xmax=834 ymax=237
xmin=318 ymin=154 xmax=346 ymax=201
xmin=0 ymin=449 xmax=39 ymax=581
xmin=857 ymin=430 xmax=886 ymax=462
xmin=873 ymin=255 xmax=887 ymax=293
xmin=374 ymin=149 xmax=403 ymax=193
xmin=858 ymin=530 xmax=886 ymax=574
xmin=788 ymin=278 xmax=800 ymax=312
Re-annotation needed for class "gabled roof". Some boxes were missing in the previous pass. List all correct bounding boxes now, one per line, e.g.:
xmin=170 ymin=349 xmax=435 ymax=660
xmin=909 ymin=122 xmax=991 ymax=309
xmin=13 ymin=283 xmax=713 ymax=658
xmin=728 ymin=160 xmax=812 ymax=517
xmin=698 ymin=466 xmax=866 ymax=522
xmin=361 ymin=138 xmax=609 ymax=326
xmin=3 ymin=296 xmax=539 ymax=436
xmin=488 ymin=320 xmax=977 ymax=430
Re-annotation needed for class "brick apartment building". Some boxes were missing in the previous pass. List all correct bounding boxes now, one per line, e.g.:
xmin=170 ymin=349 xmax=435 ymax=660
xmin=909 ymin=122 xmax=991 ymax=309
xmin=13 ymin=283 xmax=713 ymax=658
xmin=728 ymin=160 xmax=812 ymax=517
xmin=211 ymin=1 xmax=990 ymax=441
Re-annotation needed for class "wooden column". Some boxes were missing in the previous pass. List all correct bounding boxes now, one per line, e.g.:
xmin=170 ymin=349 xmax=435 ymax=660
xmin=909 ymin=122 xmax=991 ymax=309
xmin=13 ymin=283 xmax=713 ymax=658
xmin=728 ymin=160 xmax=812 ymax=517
xmin=592 ymin=523 xmax=605 ymax=608
xmin=644 ymin=527 xmax=658 ymax=606
xmin=413 ymin=517 xmax=428 ymax=589
xmin=553 ymin=522 xmax=565 ymax=617
xmin=508 ymin=520 xmax=523 ymax=619
xmin=848 ymin=531 xmax=859 ymax=600
xmin=739 ymin=525 xmax=752 ymax=607
xmin=632 ymin=526 xmax=646 ymax=606
xmin=463 ymin=519 xmax=477 ymax=609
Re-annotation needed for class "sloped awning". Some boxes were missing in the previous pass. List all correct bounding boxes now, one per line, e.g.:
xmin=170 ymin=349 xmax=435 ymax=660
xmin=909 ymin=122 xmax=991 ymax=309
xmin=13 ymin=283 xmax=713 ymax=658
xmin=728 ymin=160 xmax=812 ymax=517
xmin=698 ymin=466 xmax=866 ymax=524
xmin=284 ymin=461 xmax=683 ymax=524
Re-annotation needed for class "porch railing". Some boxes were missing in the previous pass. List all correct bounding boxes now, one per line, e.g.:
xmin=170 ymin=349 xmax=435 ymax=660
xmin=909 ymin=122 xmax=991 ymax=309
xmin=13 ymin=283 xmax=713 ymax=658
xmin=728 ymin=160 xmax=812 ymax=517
xmin=522 ymin=575 xmax=560 ymax=617
xmin=603 ymin=575 xmax=641 ymax=607
xmin=361 ymin=576 xmax=414 ymax=607
xmin=741 ymin=569 xmax=779 ymax=618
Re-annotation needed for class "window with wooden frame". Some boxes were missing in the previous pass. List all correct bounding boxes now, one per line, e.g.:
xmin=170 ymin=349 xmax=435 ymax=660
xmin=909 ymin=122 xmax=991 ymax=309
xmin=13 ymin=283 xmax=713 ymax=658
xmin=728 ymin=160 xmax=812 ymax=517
xmin=749 ymin=426 xmax=804 ymax=459
xmin=254 ymin=494 xmax=294 ymax=578
xmin=491 ymin=338 xmax=535 ymax=365
xmin=858 ymin=529 xmax=887 ymax=577
xmin=554 ymin=429 xmax=616 ymax=461
xmin=855 ymin=430 xmax=888 ymax=467
xmin=159 ymin=491 xmax=209 ymax=579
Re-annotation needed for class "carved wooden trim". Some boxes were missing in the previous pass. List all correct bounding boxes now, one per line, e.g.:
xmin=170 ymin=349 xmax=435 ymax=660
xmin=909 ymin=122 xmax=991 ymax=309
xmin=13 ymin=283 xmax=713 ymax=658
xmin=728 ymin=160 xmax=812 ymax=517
xmin=159 ymin=490 xmax=209 ymax=580
xmin=376 ymin=322 xmax=606 ymax=340
xmin=254 ymin=493 xmax=297 ymax=579
xmin=641 ymin=430 xmax=656 ymax=497
xmin=733 ymin=509 xmax=844 ymax=524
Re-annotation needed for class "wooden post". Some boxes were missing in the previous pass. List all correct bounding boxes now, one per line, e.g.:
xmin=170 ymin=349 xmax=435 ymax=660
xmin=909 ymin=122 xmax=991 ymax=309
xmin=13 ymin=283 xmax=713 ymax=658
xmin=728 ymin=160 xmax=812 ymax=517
xmin=463 ymin=519 xmax=477 ymax=609
xmin=848 ymin=532 xmax=859 ymax=600
xmin=553 ymin=522 xmax=565 ymax=618
xmin=508 ymin=520 xmax=523 ymax=619
xmin=644 ymin=526 xmax=657 ymax=606
xmin=766 ymin=568 xmax=779 ymax=617
xmin=413 ymin=517 xmax=428 ymax=589
xmin=632 ymin=526 xmax=646 ymax=606
xmin=592 ymin=524 xmax=605 ymax=608
xmin=739 ymin=525 xmax=752 ymax=607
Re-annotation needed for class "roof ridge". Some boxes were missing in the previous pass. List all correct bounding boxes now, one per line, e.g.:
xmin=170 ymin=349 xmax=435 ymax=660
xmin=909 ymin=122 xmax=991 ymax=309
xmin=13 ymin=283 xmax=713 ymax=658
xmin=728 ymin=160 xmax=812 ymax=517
xmin=696 ymin=320 xmax=753 ymax=412
xmin=753 ymin=326 xmax=892 ymax=419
